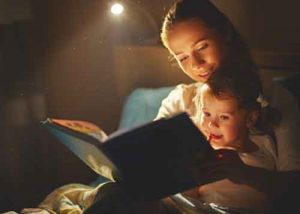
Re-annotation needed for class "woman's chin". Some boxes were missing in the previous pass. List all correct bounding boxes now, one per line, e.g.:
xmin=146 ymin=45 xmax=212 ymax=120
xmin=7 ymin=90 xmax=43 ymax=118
xmin=193 ymin=76 xmax=207 ymax=83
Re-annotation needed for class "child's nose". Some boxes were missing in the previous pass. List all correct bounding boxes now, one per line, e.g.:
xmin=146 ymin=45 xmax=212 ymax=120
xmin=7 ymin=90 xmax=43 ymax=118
xmin=208 ymin=120 xmax=219 ymax=128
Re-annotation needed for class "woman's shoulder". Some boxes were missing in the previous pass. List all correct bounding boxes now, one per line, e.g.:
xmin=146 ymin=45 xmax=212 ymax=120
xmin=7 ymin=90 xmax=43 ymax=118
xmin=155 ymin=82 xmax=203 ymax=119
xmin=171 ymin=82 xmax=203 ymax=94
xmin=163 ymin=82 xmax=203 ymax=102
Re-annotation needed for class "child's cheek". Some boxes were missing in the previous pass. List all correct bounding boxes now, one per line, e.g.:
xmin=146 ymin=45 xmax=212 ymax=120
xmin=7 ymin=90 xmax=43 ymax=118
xmin=199 ymin=116 xmax=207 ymax=129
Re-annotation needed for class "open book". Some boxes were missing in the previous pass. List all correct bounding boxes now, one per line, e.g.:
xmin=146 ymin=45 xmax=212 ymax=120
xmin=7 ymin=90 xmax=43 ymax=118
xmin=42 ymin=112 xmax=213 ymax=200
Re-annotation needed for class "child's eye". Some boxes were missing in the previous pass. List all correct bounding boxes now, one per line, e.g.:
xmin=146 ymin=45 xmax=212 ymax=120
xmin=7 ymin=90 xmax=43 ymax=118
xmin=203 ymin=112 xmax=210 ymax=117
xmin=197 ymin=43 xmax=208 ymax=51
xmin=220 ymin=115 xmax=229 ymax=120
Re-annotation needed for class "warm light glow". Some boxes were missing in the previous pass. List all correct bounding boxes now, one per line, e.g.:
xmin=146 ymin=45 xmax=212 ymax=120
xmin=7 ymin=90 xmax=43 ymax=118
xmin=111 ymin=3 xmax=124 ymax=15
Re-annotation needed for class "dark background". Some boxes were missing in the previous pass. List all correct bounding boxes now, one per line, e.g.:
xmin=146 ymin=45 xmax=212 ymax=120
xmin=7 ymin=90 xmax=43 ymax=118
xmin=0 ymin=0 xmax=299 ymax=212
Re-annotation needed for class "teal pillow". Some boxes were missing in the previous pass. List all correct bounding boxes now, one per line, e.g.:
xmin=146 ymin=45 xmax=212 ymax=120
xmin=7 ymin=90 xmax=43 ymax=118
xmin=118 ymin=86 xmax=174 ymax=129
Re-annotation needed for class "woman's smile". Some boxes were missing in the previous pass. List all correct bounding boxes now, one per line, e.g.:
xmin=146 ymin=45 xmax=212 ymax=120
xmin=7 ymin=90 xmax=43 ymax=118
xmin=197 ymin=70 xmax=212 ymax=80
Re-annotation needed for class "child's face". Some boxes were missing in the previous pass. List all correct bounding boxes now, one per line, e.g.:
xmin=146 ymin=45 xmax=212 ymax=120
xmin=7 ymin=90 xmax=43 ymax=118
xmin=199 ymin=85 xmax=252 ymax=150
xmin=166 ymin=19 xmax=228 ymax=83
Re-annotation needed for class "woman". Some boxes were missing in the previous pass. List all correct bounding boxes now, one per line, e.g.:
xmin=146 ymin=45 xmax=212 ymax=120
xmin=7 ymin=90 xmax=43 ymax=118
xmin=156 ymin=0 xmax=300 ymax=212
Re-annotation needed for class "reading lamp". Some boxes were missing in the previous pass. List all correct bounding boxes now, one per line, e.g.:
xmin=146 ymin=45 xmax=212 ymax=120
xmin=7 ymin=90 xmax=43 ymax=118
xmin=110 ymin=3 xmax=124 ymax=15
xmin=108 ymin=0 xmax=159 ymax=44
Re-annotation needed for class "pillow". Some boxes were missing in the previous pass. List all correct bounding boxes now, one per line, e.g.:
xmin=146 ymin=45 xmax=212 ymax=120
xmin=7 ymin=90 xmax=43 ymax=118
xmin=118 ymin=86 xmax=174 ymax=129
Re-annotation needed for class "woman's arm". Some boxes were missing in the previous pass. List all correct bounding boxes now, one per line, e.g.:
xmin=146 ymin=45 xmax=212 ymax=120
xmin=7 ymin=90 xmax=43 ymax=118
xmin=192 ymin=149 xmax=300 ymax=212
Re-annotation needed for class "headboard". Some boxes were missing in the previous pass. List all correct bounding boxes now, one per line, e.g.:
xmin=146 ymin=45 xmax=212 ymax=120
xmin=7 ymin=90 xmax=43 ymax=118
xmin=251 ymin=48 xmax=300 ymax=92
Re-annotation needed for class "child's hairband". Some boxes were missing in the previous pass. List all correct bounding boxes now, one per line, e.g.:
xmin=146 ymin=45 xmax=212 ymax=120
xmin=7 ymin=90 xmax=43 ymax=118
xmin=256 ymin=94 xmax=269 ymax=108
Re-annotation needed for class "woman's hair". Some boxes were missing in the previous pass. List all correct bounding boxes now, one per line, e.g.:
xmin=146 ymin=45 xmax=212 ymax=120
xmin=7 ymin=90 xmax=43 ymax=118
xmin=196 ymin=65 xmax=281 ymax=136
xmin=161 ymin=0 xmax=255 ymax=69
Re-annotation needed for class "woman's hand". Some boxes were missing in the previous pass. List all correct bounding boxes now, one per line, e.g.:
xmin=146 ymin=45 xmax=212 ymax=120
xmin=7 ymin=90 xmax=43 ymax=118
xmin=192 ymin=149 xmax=273 ymax=187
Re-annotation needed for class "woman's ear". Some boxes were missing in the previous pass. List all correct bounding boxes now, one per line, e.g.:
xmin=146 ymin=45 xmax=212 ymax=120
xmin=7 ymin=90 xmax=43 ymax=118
xmin=246 ymin=110 xmax=259 ymax=128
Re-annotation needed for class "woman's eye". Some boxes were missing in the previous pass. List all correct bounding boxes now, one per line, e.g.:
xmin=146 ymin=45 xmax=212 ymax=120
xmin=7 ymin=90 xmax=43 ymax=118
xmin=220 ymin=115 xmax=229 ymax=120
xmin=197 ymin=43 xmax=208 ymax=51
xmin=178 ymin=56 xmax=188 ymax=62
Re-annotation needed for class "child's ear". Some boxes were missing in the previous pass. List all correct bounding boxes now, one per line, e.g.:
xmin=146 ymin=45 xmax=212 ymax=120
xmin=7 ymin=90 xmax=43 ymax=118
xmin=246 ymin=110 xmax=259 ymax=128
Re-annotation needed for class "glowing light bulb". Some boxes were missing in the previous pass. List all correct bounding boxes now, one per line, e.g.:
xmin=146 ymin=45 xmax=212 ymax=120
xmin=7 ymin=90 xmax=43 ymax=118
xmin=111 ymin=3 xmax=124 ymax=15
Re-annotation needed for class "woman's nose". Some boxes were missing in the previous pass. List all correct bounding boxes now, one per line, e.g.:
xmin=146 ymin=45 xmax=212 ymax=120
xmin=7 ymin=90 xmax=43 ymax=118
xmin=191 ymin=53 xmax=205 ymax=70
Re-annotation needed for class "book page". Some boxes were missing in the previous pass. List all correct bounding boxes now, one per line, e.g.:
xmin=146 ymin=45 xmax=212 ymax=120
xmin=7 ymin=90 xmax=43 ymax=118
xmin=44 ymin=119 xmax=117 ymax=181
xmin=51 ymin=119 xmax=108 ymax=142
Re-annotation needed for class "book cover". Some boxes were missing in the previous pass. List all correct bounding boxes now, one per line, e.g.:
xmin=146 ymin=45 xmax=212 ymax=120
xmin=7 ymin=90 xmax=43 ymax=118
xmin=42 ymin=112 xmax=213 ymax=200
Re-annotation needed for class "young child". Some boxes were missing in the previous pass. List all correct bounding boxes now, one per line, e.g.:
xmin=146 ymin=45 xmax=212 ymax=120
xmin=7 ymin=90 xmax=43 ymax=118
xmin=178 ymin=67 xmax=280 ymax=213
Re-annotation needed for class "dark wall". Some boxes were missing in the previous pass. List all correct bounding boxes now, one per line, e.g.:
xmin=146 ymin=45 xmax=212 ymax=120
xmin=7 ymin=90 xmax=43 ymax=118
xmin=0 ymin=0 xmax=176 ymax=212
xmin=0 ymin=0 xmax=118 ymax=211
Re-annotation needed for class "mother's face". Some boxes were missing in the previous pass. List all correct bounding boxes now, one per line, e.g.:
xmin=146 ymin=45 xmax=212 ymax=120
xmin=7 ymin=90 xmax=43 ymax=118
xmin=166 ymin=19 xmax=228 ymax=82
